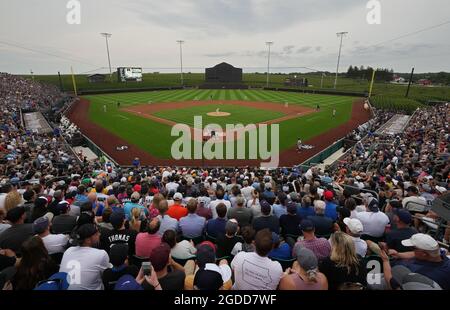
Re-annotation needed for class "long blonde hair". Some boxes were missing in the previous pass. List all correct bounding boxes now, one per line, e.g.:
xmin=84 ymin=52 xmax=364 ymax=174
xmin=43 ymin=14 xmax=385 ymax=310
xmin=330 ymin=232 xmax=360 ymax=275
xmin=130 ymin=207 xmax=141 ymax=229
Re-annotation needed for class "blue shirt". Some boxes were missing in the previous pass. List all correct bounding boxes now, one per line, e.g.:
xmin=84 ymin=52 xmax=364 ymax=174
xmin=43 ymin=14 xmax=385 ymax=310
xmin=297 ymin=205 xmax=315 ymax=219
xmin=179 ymin=213 xmax=206 ymax=238
xmin=272 ymin=204 xmax=287 ymax=218
xmin=269 ymin=243 xmax=292 ymax=260
xmin=325 ymin=201 xmax=338 ymax=221
xmin=123 ymin=202 xmax=148 ymax=220
xmin=394 ymin=254 xmax=450 ymax=290
xmin=157 ymin=214 xmax=179 ymax=235
xmin=205 ymin=218 xmax=227 ymax=238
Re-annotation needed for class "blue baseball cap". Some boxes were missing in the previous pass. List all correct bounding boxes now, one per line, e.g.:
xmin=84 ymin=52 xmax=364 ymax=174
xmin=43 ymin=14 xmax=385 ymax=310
xmin=34 ymin=272 xmax=70 ymax=290
xmin=114 ymin=275 xmax=143 ymax=290
xmin=300 ymin=219 xmax=315 ymax=232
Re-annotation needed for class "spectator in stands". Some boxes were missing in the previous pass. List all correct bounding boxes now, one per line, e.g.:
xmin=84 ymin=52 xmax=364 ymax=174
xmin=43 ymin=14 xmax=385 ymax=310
xmin=297 ymin=196 xmax=315 ymax=219
xmin=384 ymin=208 xmax=417 ymax=252
xmin=319 ymin=232 xmax=367 ymax=290
xmin=128 ymin=207 xmax=147 ymax=233
xmin=59 ymin=224 xmax=110 ymax=290
xmin=162 ymin=229 xmax=196 ymax=260
xmin=279 ymin=247 xmax=328 ymax=290
xmin=123 ymin=192 xmax=147 ymax=220
xmin=280 ymin=202 xmax=302 ymax=238
xmin=389 ymin=234 xmax=450 ymax=290
xmin=231 ymin=226 xmax=256 ymax=256
xmin=0 ymin=208 xmax=11 ymax=234
xmin=30 ymin=196 xmax=50 ymax=222
xmin=247 ymin=189 xmax=262 ymax=218
xmin=342 ymin=217 xmax=367 ymax=257
xmin=357 ymin=197 xmax=390 ymax=242
xmin=156 ymin=199 xmax=178 ymax=235
xmin=272 ymin=192 xmax=288 ymax=218
xmin=135 ymin=218 xmax=161 ymax=258
xmin=323 ymin=190 xmax=338 ymax=221
xmin=102 ymin=243 xmax=139 ymax=290
xmin=252 ymin=200 xmax=280 ymax=233
xmin=0 ymin=207 xmax=33 ymax=254
xmin=231 ymin=229 xmax=283 ymax=290
xmin=145 ymin=243 xmax=185 ymax=290
xmin=268 ymin=233 xmax=292 ymax=260
xmin=227 ymin=196 xmax=252 ymax=227
xmin=205 ymin=203 xmax=227 ymax=239
xmin=307 ymin=200 xmax=334 ymax=237
xmin=101 ymin=209 xmax=137 ymax=256
xmin=11 ymin=236 xmax=58 ymax=290
xmin=179 ymin=199 xmax=205 ymax=239
xmin=4 ymin=190 xmax=22 ymax=213
xmin=48 ymin=190 xmax=64 ymax=216
xmin=167 ymin=193 xmax=187 ymax=220
xmin=51 ymin=201 xmax=77 ymax=234
xmin=402 ymin=186 xmax=428 ymax=213
xmin=216 ymin=219 xmax=243 ymax=258
xmin=209 ymin=189 xmax=231 ymax=219
xmin=196 ymin=196 xmax=212 ymax=220
xmin=293 ymin=219 xmax=331 ymax=261
xmin=33 ymin=216 xmax=68 ymax=255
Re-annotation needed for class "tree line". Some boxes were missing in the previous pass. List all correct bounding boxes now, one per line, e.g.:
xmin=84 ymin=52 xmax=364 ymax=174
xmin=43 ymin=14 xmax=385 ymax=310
xmin=346 ymin=66 xmax=394 ymax=81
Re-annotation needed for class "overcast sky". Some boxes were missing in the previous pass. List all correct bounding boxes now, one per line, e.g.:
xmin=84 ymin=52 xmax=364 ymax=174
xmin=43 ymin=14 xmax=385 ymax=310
xmin=0 ymin=0 xmax=449 ymax=74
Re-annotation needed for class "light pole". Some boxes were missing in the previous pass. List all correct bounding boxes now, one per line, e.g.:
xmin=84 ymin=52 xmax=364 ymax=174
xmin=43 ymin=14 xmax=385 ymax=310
xmin=334 ymin=32 xmax=348 ymax=89
xmin=177 ymin=40 xmax=185 ymax=87
xmin=320 ymin=73 xmax=325 ymax=89
xmin=265 ymin=42 xmax=274 ymax=88
xmin=100 ymin=33 xmax=113 ymax=82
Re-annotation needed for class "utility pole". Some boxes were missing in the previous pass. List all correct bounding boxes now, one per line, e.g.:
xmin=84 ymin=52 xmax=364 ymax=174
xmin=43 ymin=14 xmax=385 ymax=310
xmin=266 ymin=42 xmax=274 ymax=88
xmin=405 ymin=67 xmax=415 ymax=98
xmin=177 ymin=40 xmax=185 ymax=87
xmin=334 ymin=32 xmax=348 ymax=89
xmin=100 ymin=33 xmax=113 ymax=82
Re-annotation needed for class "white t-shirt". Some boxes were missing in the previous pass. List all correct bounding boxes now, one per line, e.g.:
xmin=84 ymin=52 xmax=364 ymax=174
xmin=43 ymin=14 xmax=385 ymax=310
xmin=356 ymin=211 xmax=390 ymax=238
xmin=231 ymin=252 xmax=283 ymax=290
xmin=402 ymin=196 xmax=427 ymax=212
xmin=166 ymin=182 xmax=179 ymax=193
xmin=171 ymin=240 xmax=197 ymax=259
xmin=209 ymin=199 xmax=231 ymax=219
xmin=241 ymin=186 xmax=254 ymax=201
xmin=42 ymin=234 xmax=69 ymax=254
xmin=59 ymin=246 xmax=110 ymax=290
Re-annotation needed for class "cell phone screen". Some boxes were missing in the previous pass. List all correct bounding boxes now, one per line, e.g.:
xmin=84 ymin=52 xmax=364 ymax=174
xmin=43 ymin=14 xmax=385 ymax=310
xmin=142 ymin=262 xmax=152 ymax=276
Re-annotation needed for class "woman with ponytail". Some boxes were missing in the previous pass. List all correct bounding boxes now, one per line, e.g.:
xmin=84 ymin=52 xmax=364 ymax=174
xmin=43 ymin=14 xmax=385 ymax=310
xmin=279 ymin=247 xmax=328 ymax=290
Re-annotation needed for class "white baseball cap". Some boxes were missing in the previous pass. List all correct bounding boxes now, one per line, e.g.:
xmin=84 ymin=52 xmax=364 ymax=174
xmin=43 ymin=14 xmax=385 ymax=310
xmin=173 ymin=192 xmax=183 ymax=201
xmin=343 ymin=217 xmax=364 ymax=234
xmin=401 ymin=233 xmax=439 ymax=251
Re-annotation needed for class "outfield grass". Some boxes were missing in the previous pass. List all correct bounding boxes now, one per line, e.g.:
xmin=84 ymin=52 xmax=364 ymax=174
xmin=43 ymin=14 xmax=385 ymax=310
xmin=153 ymin=104 xmax=285 ymax=127
xmin=84 ymin=89 xmax=355 ymax=159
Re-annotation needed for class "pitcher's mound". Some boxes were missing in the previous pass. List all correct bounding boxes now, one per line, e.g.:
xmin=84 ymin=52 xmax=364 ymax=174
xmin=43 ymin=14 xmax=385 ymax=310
xmin=207 ymin=111 xmax=231 ymax=117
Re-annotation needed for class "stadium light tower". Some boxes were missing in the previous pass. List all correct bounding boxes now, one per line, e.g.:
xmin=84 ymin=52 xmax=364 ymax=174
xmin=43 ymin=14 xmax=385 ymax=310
xmin=100 ymin=33 xmax=113 ymax=82
xmin=177 ymin=40 xmax=185 ymax=87
xmin=334 ymin=32 xmax=348 ymax=89
xmin=266 ymin=41 xmax=274 ymax=88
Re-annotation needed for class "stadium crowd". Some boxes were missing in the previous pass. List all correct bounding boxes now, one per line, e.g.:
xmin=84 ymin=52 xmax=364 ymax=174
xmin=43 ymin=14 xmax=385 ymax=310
xmin=0 ymin=73 xmax=449 ymax=290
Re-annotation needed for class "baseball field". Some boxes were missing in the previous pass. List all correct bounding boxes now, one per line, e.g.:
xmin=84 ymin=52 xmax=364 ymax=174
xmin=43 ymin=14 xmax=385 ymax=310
xmin=68 ymin=89 xmax=370 ymax=166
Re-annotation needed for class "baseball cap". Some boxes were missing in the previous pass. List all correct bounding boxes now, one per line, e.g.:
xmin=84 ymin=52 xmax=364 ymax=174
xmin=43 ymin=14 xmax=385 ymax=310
xmin=110 ymin=209 xmax=125 ymax=227
xmin=260 ymin=200 xmax=271 ymax=215
xmin=394 ymin=208 xmax=413 ymax=224
xmin=32 ymin=216 xmax=50 ymax=234
xmin=343 ymin=217 xmax=364 ymax=234
xmin=34 ymin=272 xmax=70 ymax=290
xmin=114 ymin=275 xmax=143 ymax=290
xmin=401 ymin=233 xmax=439 ymax=251
xmin=58 ymin=200 xmax=70 ymax=212
xmin=110 ymin=243 xmax=129 ymax=266
xmin=149 ymin=243 xmax=171 ymax=272
xmin=133 ymin=184 xmax=142 ymax=193
xmin=295 ymin=247 xmax=318 ymax=272
xmin=367 ymin=197 xmax=379 ymax=212
xmin=324 ymin=190 xmax=334 ymax=201
xmin=435 ymin=186 xmax=447 ymax=194
xmin=196 ymin=245 xmax=216 ymax=268
xmin=173 ymin=192 xmax=183 ymax=201
xmin=300 ymin=219 xmax=315 ymax=232
xmin=391 ymin=265 xmax=442 ymax=290
xmin=131 ymin=191 xmax=140 ymax=200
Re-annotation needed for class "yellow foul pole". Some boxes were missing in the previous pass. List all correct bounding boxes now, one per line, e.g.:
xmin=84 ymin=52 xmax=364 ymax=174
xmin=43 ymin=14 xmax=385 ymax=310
xmin=368 ymin=69 xmax=376 ymax=98
xmin=70 ymin=66 xmax=78 ymax=97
